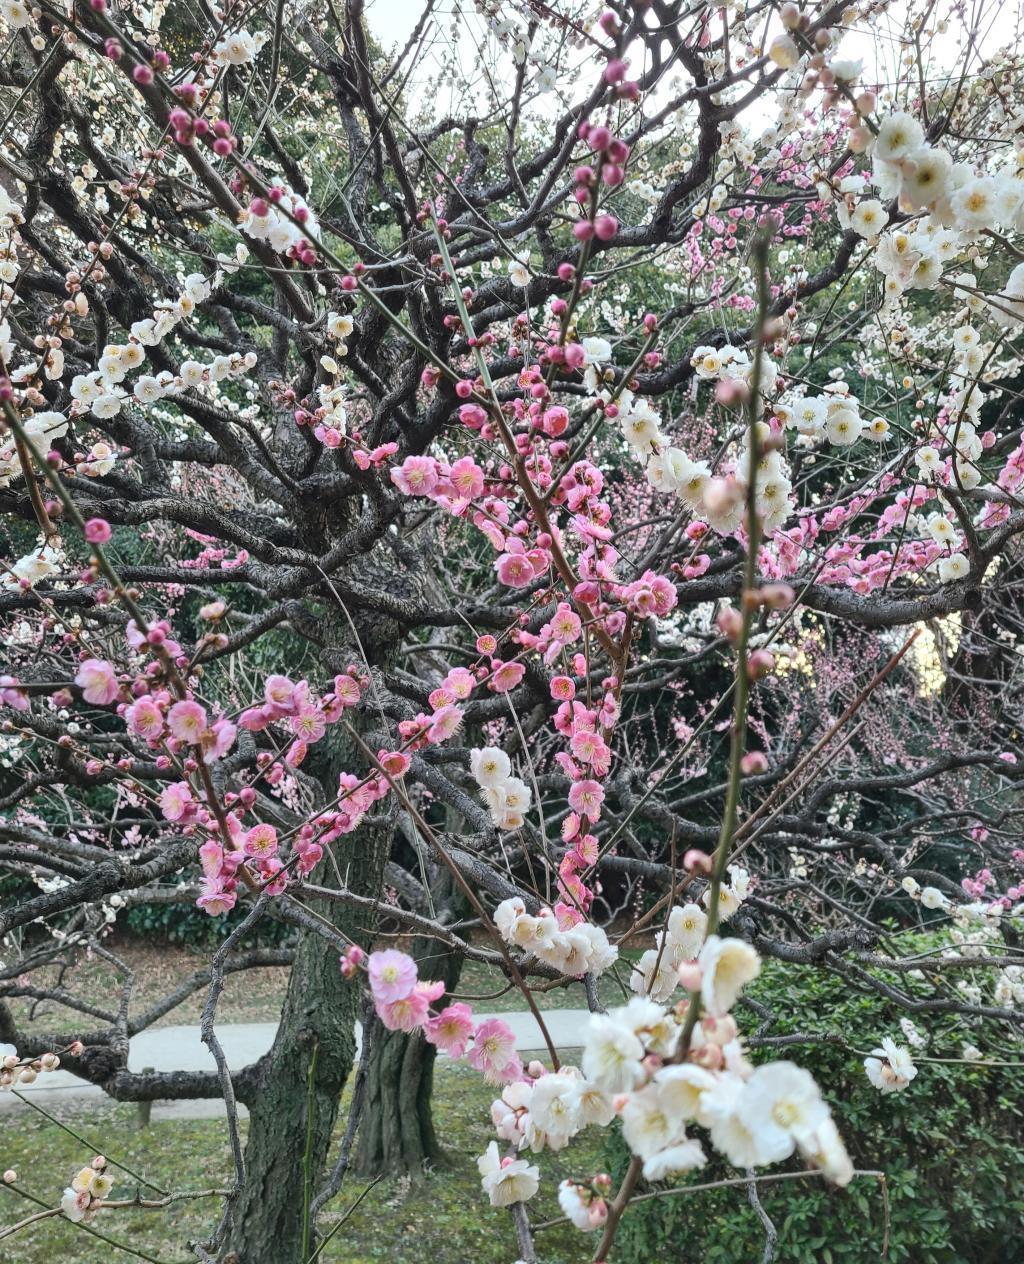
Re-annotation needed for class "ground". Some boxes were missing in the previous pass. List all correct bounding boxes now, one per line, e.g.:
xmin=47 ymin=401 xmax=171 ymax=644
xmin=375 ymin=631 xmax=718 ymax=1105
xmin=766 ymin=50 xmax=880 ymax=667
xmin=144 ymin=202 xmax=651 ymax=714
xmin=0 ymin=1061 xmax=601 ymax=1264
xmin=1 ymin=936 xmax=639 ymax=1262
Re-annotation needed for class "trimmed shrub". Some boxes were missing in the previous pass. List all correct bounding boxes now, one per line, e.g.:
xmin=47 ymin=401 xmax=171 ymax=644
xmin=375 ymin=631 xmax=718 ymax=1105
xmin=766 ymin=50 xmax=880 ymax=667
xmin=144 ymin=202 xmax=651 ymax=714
xmin=604 ymin=955 xmax=1024 ymax=1264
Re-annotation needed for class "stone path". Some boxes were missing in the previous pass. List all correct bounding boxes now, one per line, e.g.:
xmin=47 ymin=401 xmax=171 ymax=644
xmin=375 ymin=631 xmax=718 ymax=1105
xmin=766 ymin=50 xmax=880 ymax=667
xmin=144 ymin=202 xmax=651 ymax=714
xmin=0 ymin=1009 xmax=593 ymax=1121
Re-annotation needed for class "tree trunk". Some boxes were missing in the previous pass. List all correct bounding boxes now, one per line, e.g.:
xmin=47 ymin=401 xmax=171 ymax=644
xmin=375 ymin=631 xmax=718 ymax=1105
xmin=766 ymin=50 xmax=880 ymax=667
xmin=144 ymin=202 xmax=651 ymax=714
xmin=223 ymin=827 xmax=389 ymax=1263
xmin=353 ymin=915 xmax=467 ymax=1178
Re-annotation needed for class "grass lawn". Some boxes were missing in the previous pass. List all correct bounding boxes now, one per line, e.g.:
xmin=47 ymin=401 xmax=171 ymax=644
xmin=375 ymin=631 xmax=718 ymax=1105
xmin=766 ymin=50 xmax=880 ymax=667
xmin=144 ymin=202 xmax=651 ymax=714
xmin=0 ymin=1062 xmax=601 ymax=1264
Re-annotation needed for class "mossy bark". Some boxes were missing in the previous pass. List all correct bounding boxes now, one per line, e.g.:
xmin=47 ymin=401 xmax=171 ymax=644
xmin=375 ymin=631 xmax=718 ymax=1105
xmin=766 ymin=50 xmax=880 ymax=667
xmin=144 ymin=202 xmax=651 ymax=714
xmin=223 ymin=815 xmax=391 ymax=1263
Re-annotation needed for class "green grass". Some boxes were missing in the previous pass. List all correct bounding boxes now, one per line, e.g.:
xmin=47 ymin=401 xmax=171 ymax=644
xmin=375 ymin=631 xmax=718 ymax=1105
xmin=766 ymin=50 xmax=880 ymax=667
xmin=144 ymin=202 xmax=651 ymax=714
xmin=0 ymin=1063 xmax=601 ymax=1264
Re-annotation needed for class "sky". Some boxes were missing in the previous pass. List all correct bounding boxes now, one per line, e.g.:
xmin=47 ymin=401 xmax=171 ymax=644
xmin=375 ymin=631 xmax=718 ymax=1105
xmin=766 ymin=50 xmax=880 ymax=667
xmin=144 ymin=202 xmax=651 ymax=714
xmin=362 ymin=0 xmax=1016 ymax=136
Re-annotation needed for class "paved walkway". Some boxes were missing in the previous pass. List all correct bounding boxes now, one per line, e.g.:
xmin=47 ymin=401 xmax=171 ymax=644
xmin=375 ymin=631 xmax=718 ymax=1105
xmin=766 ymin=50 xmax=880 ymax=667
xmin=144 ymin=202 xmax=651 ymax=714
xmin=0 ymin=1009 xmax=592 ymax=1121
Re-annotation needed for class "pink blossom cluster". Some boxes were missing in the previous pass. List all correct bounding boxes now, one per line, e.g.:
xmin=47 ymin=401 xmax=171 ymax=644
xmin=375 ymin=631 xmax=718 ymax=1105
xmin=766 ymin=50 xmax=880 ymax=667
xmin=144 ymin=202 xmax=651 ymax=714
xmin=362 ymin=949 xmax=521 ymax=1081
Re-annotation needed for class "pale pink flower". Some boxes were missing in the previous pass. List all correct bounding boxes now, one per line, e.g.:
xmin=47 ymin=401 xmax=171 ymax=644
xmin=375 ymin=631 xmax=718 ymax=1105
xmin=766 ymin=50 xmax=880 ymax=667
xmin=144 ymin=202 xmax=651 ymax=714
xmin=368 ymin=949 xmax=417 ymax=1003
xmin=549 ymin=604 xmax=582 ymax=642
xmin=378 ymin=750 xmax=411 ymax=777
xmin=443 ymin=667 xmax=476 ymax=700
xmin=377 ymin=988 xmax=430 ymax=1032
xmin=427 ymin=704 xmax=463 ymax=743
xmin=201 ymin=717 xmax=236 ymax=762
xmin=468 ymin=1018 xmax=522 ymax=1083
xmin=264 ymin=674 xmax=296 ymax=711
xmin=333 ymin=675 xmax=361 ymax=707
xmin=199 ymin=840 xmax=224 ymax=879
xmin=490 ymin=662 xmax=525 ymax=693
xmin=568 ymin=778 xmax=605 ymax=820
xmin=0 ymin=676 xmax=29 ymax=711
xmin=197 ymin=883 xmax=236 ymax=916
xmin=168 ymin=699 xmax=208 ymax=744
xmin=426 ymin=1003 xmax=475 ymax=1057
xmin=496 ymin=552 xmax=535 ymax=586
xmin=75 ymin=659 xmax=119 ymax=706
xmin=391 ymin=455 xmax=439 ymax=496
xmin=449 ymin=456 xmax=485 ymax=500
xmin=238 ymin=705 xmax=271 ymax=731
xmin=291 ymin=708 xmax=326 ymax=743
xmin=158 ymin=781 xmax=194 ymax=821
xmin=244 ymin=823 xmax=278 ymax=858
xmin=126 ymin=697 xmax=164 ymax=740
xmin=570 ymin=729 xmax=609 ymax=767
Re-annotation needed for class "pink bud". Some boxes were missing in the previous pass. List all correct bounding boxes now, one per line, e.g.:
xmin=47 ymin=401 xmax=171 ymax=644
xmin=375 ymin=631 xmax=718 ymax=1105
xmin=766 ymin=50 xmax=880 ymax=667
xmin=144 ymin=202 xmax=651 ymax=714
xmin=716 ymin=606 xmax=743 ymax=640
xmin=715 ymin=378 xmax=749 ymax=406
xmin=132 ymin=64 xmax=154 ymax=85
xmin=760 ymin=582 xmax=795 ymax=609
xmin=677 ymin=961 xmax=702 ymax=991
xmin=741 ymin=751 xmax=768 ymax=775
xmin=84 ymin=518 xmax=112 ymax=544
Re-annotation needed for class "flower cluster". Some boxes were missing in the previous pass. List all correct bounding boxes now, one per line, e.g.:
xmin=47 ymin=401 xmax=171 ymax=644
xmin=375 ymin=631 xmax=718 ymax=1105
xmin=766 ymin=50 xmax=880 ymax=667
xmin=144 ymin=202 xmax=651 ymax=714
xmin=493 ymin=896 xmax=617 ymax=979
xmin=863 ymin=1037 xmax=918 ymax=1094
xmin=60 ymin=1156 xmax=113 ymax=1224
xmin=470 ymin=746 xmax=534 ymax=830
xmin=0 ymin=1043 xmax=64 ymax=1088
xmin=579 ymin=940 xmax=852 ymax=1186
xmin=362 ymin=949 xmax=519 ymax=1080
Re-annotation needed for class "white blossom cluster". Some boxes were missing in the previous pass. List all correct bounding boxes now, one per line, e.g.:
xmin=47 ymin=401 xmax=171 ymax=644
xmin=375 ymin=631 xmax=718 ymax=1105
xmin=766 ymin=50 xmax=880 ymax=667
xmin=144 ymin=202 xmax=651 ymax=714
xmin=775 ymin=378 xmax=889 ymax=447
xmin=630 ymin=880 xmax=750 ymax=1002
xmin=1 ymin=539 xmax=66 ymax=591
xmin=863 ymin=1036 xmax=918 ymax=1093
xmin=494 ymin=897 xmax=618 ymax=979
xmin=470 ymin=746 xmax=534 ymax=830
xmin=478 ymin=936 xmax=853 ymax=1216
xmin=823 ymin=109 xmax=1024 ymax=329
xmin=212 ymin=30 xmax=268 ymax=66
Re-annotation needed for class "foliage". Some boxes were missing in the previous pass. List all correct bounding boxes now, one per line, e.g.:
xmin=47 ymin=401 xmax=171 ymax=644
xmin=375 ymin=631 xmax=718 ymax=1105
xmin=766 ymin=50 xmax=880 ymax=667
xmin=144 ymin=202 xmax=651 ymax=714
xmin=604 ymin=956 xmax=1024 ymax=1264
xmin=124 ymin=898 xmax=294 ymax=947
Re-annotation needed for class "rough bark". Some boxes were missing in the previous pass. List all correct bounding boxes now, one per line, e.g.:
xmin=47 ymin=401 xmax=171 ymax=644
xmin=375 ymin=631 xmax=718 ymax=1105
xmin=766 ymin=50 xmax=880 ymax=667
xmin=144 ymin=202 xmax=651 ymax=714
xmin=222 ymin=825 xmax=390 ymax=1262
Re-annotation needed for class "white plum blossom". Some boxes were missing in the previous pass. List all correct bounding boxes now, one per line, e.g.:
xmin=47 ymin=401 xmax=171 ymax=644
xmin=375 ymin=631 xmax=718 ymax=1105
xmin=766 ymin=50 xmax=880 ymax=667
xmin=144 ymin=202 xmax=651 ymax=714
xmin=699 ymin=935 xmax=761 ymax=1016
xmin=864 ymin=1037 xmax=918 ymax=1093
xmin=476 ymin=1141 xmax=539 ymax=1206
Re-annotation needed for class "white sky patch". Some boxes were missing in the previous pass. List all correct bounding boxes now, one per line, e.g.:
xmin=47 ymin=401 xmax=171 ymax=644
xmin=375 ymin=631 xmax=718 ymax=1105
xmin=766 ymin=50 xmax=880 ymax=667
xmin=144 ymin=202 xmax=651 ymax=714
xmin=364 ymin=0 xmax=1018 ymax=138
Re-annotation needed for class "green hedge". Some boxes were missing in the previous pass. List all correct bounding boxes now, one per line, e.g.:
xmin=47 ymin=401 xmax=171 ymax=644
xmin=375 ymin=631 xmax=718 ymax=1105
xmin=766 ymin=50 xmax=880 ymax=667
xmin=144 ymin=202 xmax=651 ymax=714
xmin=125 ymin=899 xmax=294 ymax=946
xmin=603 ymin=956 xmax=1024 ymax=1264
